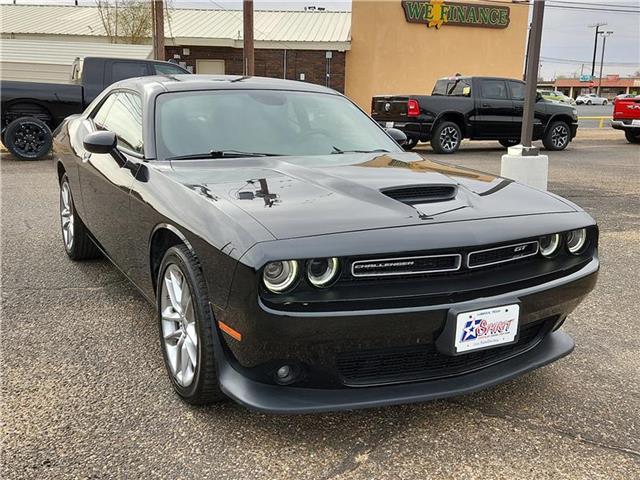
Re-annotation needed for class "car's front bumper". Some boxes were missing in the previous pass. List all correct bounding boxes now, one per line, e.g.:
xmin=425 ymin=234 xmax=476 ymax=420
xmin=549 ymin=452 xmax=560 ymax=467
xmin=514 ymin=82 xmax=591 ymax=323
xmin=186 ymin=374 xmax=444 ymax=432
xmin=212 ymin=256 xmax=598 ymax=413
xmin=217 ymin=329 xmax=574 ymax=414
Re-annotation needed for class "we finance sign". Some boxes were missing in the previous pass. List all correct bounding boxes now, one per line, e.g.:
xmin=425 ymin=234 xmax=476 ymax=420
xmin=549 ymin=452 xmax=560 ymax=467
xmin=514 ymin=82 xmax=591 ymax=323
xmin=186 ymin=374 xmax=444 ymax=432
xmin=401 ymin=1 xmax=510 ymax=29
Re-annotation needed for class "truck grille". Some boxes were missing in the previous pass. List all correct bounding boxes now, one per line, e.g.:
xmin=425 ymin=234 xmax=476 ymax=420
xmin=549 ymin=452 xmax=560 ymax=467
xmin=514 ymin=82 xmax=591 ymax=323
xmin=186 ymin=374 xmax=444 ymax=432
xmin=336 ymin=319 xmax=550 ymax=387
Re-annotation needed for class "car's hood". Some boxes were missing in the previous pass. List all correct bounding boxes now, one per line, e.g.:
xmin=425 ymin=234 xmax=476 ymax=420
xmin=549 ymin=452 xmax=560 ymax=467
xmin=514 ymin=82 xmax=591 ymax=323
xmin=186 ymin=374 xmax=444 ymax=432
xmin=167 ymin=152 xmax=576 ymax=240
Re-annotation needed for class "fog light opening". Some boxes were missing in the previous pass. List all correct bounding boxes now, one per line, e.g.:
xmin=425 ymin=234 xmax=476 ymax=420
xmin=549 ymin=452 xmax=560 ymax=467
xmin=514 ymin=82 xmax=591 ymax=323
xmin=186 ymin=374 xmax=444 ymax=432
xmin=274 ymin=364 xmax=301 ymax=385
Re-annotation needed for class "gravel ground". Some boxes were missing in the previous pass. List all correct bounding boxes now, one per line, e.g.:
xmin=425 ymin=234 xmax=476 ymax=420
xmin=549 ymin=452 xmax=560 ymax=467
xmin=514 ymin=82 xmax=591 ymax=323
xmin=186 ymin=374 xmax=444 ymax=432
xmin=1 ymin=132 xmax=638 ymax=479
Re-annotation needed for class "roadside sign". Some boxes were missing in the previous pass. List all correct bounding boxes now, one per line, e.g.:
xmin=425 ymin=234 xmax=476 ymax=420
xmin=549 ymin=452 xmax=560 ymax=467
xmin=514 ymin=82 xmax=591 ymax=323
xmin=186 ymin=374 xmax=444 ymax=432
xmin=580 ymin=74 xmax=593 ymax=82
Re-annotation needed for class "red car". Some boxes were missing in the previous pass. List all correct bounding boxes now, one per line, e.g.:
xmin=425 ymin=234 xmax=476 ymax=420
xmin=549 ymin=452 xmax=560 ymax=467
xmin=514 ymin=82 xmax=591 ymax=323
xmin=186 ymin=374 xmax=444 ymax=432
xmin=612 ymin=95 xmax=640 ymax=143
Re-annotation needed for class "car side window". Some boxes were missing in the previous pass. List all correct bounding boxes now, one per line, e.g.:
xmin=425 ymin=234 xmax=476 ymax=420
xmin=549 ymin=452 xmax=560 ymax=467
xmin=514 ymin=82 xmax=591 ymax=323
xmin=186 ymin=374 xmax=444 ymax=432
xmin=100 ymin=92 xmax=144 ymax=154
xmin=508 ymin=81 xmax=526 ymax=101
xmin=154 ymin=63 xmax=187 ymax=75
xmin=110 ymin=61 xmax=150 ymax=83
xmin=480 ymin=80 xmax=508 ymax=100
xmin=92 ymin=93 xmax=117 ymax=129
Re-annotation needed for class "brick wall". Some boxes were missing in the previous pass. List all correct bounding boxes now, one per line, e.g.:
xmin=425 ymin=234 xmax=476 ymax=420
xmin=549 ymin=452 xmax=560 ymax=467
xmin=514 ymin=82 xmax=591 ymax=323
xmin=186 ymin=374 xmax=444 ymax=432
xmin=164 ymin=45 xmax=346 ymax=93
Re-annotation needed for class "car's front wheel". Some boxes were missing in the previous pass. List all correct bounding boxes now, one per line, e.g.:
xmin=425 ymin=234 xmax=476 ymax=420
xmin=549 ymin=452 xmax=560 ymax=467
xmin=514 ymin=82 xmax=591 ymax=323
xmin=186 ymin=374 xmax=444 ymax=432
xmin=431 ymin=121 xmax=461 ymax=154
xmin=59 ymin=174 xmax=101 ymax=260
xmin=625 ymin=129 xmax=640 ymax=143
xmin=158 ymin=245 xmax=225 ymax=404
xmin=603 ymin=100 xmax=608 ymax=105
xmin=543 ymin=121 xmax=571 ymax=151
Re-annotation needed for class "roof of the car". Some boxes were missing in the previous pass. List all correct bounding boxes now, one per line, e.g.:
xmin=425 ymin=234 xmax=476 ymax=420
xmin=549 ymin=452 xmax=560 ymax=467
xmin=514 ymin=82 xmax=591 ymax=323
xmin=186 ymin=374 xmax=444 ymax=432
xmin=117 ymin=74 xmax=339 ymax=95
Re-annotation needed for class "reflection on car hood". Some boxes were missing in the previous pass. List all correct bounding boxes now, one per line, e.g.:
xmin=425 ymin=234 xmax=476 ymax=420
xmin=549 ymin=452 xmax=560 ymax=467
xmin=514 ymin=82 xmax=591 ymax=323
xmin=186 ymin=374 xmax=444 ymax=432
xmin=167 ymin=152 xmax=576 ymax=240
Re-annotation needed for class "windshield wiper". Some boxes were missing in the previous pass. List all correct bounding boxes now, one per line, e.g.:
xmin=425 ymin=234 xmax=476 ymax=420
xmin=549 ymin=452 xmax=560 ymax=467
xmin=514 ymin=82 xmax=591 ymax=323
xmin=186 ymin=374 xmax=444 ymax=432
xmin=167 ymin=150 xmax=281 ymax=160
xmin=331 ymin=146 xmax=390 ymax=155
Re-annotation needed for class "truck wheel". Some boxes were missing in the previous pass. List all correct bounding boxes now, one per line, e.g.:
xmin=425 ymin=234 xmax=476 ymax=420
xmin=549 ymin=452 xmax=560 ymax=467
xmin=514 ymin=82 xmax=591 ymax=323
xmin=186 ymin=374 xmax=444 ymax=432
xmin=431 ymin=121 xmax=461 ymax=154
xmin=625 ymin=130 xmax=640 ymax=144
xmin=543 ymin=121 xmax=571 ymax=151
xmin=499 ymin=139 xmax=520 ymax=148
xmin=403 ymin=138 xmax=418 ymax=151
xmin=4 ymin=117 xmax=52 ymax=160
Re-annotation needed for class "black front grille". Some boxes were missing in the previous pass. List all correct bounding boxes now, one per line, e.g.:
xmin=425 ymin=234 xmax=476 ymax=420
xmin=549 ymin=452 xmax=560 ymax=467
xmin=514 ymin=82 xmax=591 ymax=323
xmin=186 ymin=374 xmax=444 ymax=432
xmin=468 ymin=241 xmax=539 ymax=269
xmin=381 ymin=185 xmax=456 ymax=204
xmin=336 ymin=319 xmax=550 ymax=387
xmin=351 ymin=254 xmax=461 ymax=277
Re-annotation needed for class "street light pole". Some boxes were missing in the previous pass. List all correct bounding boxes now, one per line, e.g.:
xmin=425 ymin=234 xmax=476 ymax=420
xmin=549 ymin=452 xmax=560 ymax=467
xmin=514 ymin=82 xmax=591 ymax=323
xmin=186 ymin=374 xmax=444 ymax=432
xmin=520 ymin=0 xmax=545 ymax=152
xmin=243 ymin=0 xmax=255 ymax=76
xmin=597 ymin=31 xmax=613 ymax=97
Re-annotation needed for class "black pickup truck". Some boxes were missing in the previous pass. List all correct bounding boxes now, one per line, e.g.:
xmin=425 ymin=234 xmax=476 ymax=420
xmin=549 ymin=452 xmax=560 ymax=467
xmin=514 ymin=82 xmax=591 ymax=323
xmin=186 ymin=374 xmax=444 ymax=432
xmin=1 ymin=56 xmax=188 ymax=160
xmin=372 ymin=76 xmax=579 ymax=154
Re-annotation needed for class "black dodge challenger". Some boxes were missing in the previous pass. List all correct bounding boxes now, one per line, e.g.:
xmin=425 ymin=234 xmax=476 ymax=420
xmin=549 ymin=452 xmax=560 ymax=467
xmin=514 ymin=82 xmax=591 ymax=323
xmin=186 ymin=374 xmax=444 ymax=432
xmin=53 ymin=75 xmax=598 ymax=413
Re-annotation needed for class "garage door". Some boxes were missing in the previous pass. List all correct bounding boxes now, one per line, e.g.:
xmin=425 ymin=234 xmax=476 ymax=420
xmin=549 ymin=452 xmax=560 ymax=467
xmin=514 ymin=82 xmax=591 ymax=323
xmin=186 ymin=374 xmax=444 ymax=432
xmin=196 ymin=60 xmax=225 ymax=74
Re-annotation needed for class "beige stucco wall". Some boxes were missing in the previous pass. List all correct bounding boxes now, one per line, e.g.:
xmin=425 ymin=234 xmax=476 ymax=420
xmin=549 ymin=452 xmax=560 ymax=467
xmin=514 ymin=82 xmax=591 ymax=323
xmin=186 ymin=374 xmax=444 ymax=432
xmin=345 ymin=0 xmax=529 ymax=109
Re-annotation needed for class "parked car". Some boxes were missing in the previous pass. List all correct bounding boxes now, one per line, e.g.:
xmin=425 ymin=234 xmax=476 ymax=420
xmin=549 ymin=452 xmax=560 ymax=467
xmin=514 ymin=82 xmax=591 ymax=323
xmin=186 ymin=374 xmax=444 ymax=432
xmin=575 ymin=93 xmax=608 ymax=105
xmin=1 ymin=56 xmax=188 ymax=160
xmin=539 ymin=90 xmax=576 ymax=106
xmin=371 ymin=76 xmax=578 ymax=153
xmin=53 ymin=75 xmax=599 ymax=413
xmin=611 ymin=94 xmax=640 ymax=143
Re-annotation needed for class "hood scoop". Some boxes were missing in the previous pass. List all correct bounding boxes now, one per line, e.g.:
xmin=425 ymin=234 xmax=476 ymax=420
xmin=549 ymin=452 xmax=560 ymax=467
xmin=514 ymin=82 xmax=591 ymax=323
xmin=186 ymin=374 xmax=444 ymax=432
xmin=381 ymin=184 xmax=457 ymax=205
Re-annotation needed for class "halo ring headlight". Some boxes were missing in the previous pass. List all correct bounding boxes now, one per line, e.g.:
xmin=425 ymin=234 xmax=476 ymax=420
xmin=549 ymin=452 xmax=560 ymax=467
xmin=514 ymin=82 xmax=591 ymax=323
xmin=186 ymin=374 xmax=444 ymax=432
xmin=307 ymin=257 xmax=340 ymax=288
xmin=539 ymin=233 xmax=561 ymax=258
xmin=263 ymin=260 xmax=299 ymax=293
xmin=566 ymin=228 xmax=588 ymax=255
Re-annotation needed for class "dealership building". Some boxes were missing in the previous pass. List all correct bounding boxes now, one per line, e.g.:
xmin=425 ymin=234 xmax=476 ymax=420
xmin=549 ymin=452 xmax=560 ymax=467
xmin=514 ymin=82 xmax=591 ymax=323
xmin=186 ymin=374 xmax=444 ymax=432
xmin=0 ymin=1 xmax=527 ymax=109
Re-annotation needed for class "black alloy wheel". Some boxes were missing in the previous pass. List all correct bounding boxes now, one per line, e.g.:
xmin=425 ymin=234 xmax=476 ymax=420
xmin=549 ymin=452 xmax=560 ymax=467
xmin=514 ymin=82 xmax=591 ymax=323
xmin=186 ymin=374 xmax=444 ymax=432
xmin=4 ymin=117 xmax=53 ymax=160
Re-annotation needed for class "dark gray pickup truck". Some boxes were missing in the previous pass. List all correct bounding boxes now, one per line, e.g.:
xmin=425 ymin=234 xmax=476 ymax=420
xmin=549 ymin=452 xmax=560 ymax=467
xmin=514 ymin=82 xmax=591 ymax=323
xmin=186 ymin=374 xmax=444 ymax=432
xmin=1 ymin=56 xmax=188 ymax=160
xmin=372 ymin=76 xmax=579 ymax=154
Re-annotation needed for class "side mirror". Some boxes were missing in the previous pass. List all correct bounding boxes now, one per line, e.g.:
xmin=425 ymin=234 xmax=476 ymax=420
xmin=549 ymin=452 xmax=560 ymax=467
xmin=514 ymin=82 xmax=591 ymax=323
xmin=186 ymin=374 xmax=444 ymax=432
xmin=536 ymin=92 xmax=543 ymax=102
xmin=385 ymin=127 xmax=408 ymax=146
xmin=83 ymin=131 xmax=117 ymax=154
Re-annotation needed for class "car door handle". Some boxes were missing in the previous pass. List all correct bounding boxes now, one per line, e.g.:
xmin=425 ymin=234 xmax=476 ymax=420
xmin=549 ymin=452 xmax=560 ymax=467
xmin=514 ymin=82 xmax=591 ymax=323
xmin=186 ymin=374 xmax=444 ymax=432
xmin=482 ymin=103 xmax=491 ymax=108
xmin=82 ymin=152 xmax=91 ymax=163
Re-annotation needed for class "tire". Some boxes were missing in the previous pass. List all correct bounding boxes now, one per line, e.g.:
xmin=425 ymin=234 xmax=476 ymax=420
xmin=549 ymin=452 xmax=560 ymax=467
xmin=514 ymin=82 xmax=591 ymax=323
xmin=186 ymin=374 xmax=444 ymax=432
xmin=403 ymin=137 xmax=418 ymax=151
xmin=430 ymin=121 xmax=462 ymax=154
xmin=157 ymin=245 xmax=225 ymax=405
xmin=4 ymin=116 xmax=52 ymax=160
xmin=543 ymin=121 xmax=571 ymax=151
xmin=59 ymin=174 xmax=102 ymax=261
xmin=499 ymin=139 xmax=520 ymax=148
xmin=603 ymin=100 xmax=608 ymax=106
xmin=624 ymin=130 xmax=640 ymax=144
xmin=587 ymin=100 xmax=592 ymax=105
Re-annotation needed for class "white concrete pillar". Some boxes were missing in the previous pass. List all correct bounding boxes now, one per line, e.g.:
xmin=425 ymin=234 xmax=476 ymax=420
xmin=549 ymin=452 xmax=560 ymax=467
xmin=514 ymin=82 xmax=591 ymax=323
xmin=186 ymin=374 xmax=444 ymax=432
xmin=501 ymin=146 xmax=549 ymax=191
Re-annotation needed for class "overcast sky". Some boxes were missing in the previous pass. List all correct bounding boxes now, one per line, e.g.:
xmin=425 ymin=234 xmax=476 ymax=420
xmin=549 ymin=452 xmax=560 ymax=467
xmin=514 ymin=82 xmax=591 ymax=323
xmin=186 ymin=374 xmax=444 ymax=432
xmin=3 ymin=0 xmax=639 ymax=79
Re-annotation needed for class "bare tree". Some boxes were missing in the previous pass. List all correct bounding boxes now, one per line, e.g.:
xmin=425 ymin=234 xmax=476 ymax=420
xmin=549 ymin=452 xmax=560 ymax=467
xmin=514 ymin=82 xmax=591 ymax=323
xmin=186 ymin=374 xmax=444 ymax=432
xmin=95 ymin=0 xmax=152 ymax=44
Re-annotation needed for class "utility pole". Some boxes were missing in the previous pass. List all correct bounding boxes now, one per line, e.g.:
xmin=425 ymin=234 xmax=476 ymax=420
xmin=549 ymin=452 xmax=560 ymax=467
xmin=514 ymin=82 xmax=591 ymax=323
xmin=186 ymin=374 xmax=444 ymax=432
xmin=243 ymin=0 xmax=255 ymax=76
xmin=589 ymin=23 xmax=607 ymax=79
xmin=597 ymin=31 xmax=613 ymax=97
xmin=152 ymin=0 xmax=165 ymax=61
xmin=520 ymin=0 xmax=545 ymax=151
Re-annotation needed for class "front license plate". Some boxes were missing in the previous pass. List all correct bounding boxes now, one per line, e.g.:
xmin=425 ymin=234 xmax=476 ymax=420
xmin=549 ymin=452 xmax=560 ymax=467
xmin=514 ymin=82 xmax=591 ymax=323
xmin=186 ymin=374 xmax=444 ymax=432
xmin=631 ymin=119 xmax=640 ymax=127
xmin=454 ymin=304 xmax=520 ymax=354
xmin=385 ymin=121 xmax=394 ymax=128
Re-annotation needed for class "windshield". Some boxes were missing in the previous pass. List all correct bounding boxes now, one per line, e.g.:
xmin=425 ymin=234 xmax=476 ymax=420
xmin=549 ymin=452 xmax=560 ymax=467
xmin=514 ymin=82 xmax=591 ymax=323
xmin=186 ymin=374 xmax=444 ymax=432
xmin=155 ymin=90 xmax=402 ymax=159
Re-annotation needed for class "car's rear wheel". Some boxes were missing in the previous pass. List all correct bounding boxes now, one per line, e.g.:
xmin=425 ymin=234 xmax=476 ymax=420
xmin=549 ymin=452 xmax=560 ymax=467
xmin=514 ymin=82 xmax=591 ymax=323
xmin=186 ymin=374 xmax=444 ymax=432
xmin=4 ymin=117 xmax=52 ymax=160
xmin=158 ymin=245 xmax=225 ymax=404
xmin=625 ymin=129 xmax=640 ymax=143
xmin=431 ymin=121 xmax=461 ymax=154
xmin=603 ymin=100 xmax=608 ymax=105
xmin=543 ymin=121 xmax=571 ymax=151
xmin=59 ymin=174 xmax=101 ymax=260
xmin=586 ymin=100 xmax=592 ymax=105
xmin=499 ymin=139 xmax=520 ymax=148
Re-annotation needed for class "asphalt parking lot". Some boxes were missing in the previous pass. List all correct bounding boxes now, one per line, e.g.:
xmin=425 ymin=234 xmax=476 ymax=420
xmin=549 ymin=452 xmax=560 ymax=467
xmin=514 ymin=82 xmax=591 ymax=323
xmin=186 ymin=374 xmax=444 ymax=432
xmin=1 ymin=130 xmax=639 ymax=479
xmin=576 ymin=104 xmax=614 ymax=129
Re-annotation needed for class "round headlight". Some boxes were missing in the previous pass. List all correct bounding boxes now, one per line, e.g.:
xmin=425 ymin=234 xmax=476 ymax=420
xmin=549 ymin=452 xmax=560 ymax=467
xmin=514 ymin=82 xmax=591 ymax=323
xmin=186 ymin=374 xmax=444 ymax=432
xmin=263 ymin=260 xmax=299 ymax=293
xmin=566 ymin=228 xmax=587 ymax=254
xmin=539 ymin=233 xmax=561 ymax=258
xmin=306 ymin=257 xmax=340 ymax=288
